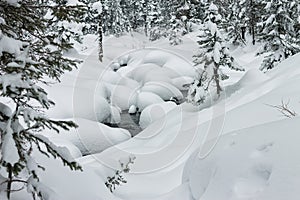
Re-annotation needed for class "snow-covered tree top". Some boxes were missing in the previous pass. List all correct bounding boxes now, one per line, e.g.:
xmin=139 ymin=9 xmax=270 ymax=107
xmin=209 ymin=3 xmax=218 ymax=11
xmin=92 ymin=2 xmax=102 ymax=14
xmin=3 ymin=0 xmax=22 ymax=6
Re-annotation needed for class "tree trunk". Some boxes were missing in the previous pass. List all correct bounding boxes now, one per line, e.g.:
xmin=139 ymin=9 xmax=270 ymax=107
xmin=241 ymin=26 xmax=246 ymax=41
xmin=144 ymin=0 xmax=148 ymax=37
xmin=250 ymin=0 xmax=256 ymax=45
xmin=98 ymin=10 xmax=103 ymax=62
xmin=213 ymin=63 xmax=222 ymax=97
xmin=7 ymin=165 xmax=13 ymax=200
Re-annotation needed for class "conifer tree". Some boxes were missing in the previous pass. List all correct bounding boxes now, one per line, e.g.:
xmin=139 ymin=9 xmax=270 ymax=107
xmin=258 ymin=0 xmax=300 ymax=70
xmin=188 ymin=3 xmax=243 ymax=105
xmin=0 ymin=0 xmax=85 ymax=199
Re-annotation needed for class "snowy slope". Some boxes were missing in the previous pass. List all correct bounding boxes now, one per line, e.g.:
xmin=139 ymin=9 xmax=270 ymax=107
xmin=16 ymin=31 xmax=300 ymax=200
xmin=78 ymin=46 xmax=300 ymax=200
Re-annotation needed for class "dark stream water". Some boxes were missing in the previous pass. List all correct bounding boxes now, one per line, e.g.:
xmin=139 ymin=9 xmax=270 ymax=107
xmin=106 ymin=90 xmax=188 ymax=137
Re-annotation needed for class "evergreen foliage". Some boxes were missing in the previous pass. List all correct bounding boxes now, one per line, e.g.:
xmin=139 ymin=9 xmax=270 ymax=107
xmin=0 ymin=0 xmax=86 ymax=199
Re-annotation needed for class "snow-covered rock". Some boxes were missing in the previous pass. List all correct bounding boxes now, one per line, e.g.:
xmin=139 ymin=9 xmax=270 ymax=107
xmin=136 ymin=92 xmax=164 ymax=111
xmin=47 ymin=86 xmax=111 ymax=123
xmin=129 ymin=105 xmax=138 ymax=114
xmin=44 ymin=118 xmax=131 ymax=155
xmin=172 ymin=76 xmax=194 ymax=90
xmin=108 ymin=84 xmax=138 ymax=110
xmin=128 ymin=63 xmax=161 ymax=82
xmin=141 ymin=81 xmax=183 ymax=101
xmin=47 ymin=138 xmax=82 ymax=159
xmin=139 ymin=102 xmax=177 ymax=129
xmin=107 ymin=106 xmax=121 ymax=124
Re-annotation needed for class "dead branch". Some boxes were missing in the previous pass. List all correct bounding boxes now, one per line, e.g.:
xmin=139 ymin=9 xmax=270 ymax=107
xmin=266 ymin=99 xmax=297 ymax=118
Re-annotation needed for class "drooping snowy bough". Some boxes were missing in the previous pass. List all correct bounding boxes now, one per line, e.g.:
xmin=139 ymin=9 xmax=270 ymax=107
xmin=0 ymin=0 xmax=87 ymax=199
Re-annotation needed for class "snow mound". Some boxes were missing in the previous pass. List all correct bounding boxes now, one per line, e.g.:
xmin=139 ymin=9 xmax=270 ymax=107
xmin=45 ymin=118 xmax=131 ymax=155
xmin=185 ymin=117 xmax=300 ymax=200
xmin=172 ymin=76 xmax=194 ymax=90
xmin=129 ymin=105 xmax=138 ymax=114
xmin=47 ymin=86 xmax=111 ymax=123
xmin=108 ymin=84 xmax=138 ymax=110
xmin=141 ymin=81 xmax=183 ymax=101
xmin=106 ymin=106 xmax=121 ymax=124
xmin=268 ymin=53 xmax=300 ymax=79
xmin=136 ymin=92 xmax=164 ymax=111
xmin=47 ymin=138 xmax=82 ymax=158
xmin=128 ymin=63 xmax=161 ymax=82
xmin=236 ymin=68 xmax=269 ymax=87
xmin=139 ymin=102 xmax=177 ymax=129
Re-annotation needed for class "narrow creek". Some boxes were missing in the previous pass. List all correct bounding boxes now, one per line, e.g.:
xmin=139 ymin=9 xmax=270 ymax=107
xmin=106 ymin=90 xmax=188 ymax=137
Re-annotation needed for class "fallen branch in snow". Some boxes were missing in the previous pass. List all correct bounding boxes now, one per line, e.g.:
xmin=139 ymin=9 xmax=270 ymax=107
xmin=266 ymin=99 xmax=297 ymax=118
xmin=105 ymin=155 xmax=136 ymax=193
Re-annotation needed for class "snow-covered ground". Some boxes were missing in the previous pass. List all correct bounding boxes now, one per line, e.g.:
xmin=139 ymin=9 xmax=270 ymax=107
xmin=10 ymin=32 xmax=300 ymax=200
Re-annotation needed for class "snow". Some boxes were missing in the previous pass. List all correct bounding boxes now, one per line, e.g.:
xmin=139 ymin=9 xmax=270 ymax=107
xmin=209 ymin=3 xmax=218 ymax=11
xmin=4 ymin=0 xmax=21 ymax=6
xmin=47 ymin=86 xmax=111 ymax=123
xmin=172 ymin=76 xmax=194 ymax=90
xmin=70 ymin=37 xmax=300 ymax=200
xmin=186 ymin=117 xmax=300 ymax=200
xmin=107 ymin=106 xmax=122 ymax=124
xmin=43 ymin=118 xmax=131 ymax=156
xmin=5 ymin=26 xmax=300 ymax=200
xmin=0 ymin=102 xmax=12 ymax=117
xmin=108 ymin=84 xmax=138 ymax=110
xmin=136 ymin=92 xmax=164 ymax=111
xmin=139 ymin=102 xmax=177 ymax=129
xmin=141 ymin=81 xmax=183 ymax=101
xmin=47 ymin=138 xmax=82 ymax=158
xmin=128 ymin=105 xmax=138 ymax=114
xmin=2 ymin=124 xmax=19 ymax=164
xmin=92 ymin=2 xmax=102 ymax=14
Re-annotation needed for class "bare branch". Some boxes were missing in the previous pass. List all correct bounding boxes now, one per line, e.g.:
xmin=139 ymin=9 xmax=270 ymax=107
xmin=265 ymin=99 xmax=297 ymax=118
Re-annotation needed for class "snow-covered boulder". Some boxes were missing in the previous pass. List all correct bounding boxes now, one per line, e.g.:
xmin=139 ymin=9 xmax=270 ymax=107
xmin=45 ymin=118 xmax=131 ymax=155
xmin=108 ymin=84 xmax=138 ymax=110
xmin=106 ymin=106 xmax=121 ymax=124
xmin=136 ymin=92 xmax=164 ymax=111
xmin=139 ymin=102 xmax=177 ymax=129
xmin=172 ymin=76 xmax=194 ymax=90
xmin=128 ymin=63 xmax=160 ymax=82
xmin=47 ymin=86 xmax=111 ymax=123
xmin=141 ymin=81 xmax=183 ymax=101
xmin=129 ymin=105 xmax=138 ymax=114
xmin=143 ymin=67 xmax=179 ymax=83
xmin=47 ymin=138 xmax=82 ymax=159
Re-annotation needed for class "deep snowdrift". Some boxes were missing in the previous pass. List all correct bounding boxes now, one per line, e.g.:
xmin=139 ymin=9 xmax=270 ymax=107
xmin=10 ymin=32 xmax=300 ymax=200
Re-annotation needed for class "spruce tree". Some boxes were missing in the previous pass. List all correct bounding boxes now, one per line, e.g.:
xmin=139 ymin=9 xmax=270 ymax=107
xmin=0 ymin=0 xmax=84 ymax=199
xmin=258 ymin=0 xmax=300 ymax=71
xmin=188 ymin=3 xmax=243 ymax=105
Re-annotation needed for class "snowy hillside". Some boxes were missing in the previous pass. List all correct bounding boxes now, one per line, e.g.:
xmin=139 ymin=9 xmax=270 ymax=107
xmin=1 ymin=1 xmax=300 ymax=199
xmin=9 ymin=32 xmax=298 ymax=200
